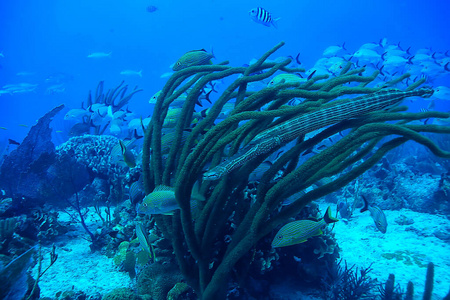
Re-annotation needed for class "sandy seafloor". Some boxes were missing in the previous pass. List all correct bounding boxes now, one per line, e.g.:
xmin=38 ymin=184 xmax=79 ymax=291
xmin=33 ymin=203 xmax=450 ymax=299
xmin=317 ymin=200 xmax=450 ymax=300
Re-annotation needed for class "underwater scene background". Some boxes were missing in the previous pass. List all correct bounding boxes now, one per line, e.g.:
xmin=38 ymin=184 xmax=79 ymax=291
xmin=1 ymin=0 xmax=450 ymax=299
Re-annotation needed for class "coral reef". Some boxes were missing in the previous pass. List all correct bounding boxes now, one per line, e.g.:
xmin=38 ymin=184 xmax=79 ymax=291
xmin=141 ymin=42 xmax=450 ymax=299
xmin=136 ymin=263 xmax=184 ymax=300
xmin=0 ymin=246 xmax=36 ymax=300
xmin=322 ymin=260 xmax=376 ymax=299
xmin=0 ymin=105 xmax=64 ymax=204
xmin=102 ymin=288 xmax=141 ymax=300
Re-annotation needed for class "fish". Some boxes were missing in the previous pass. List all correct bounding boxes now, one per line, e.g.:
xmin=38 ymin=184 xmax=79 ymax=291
xmin=87 ymin=52 xmax=112 ymax=58
xmin=69 ymin=122 xmax=91 ymax=136
xmin=149 ymin=90 xmax=161 ymax=104
xmin=337 ymin=201 xmax=351 ymax=219
xmin=1 ymin=83 xmax=38 ymax=94
xmin=360 ymin=195 xmax=387 ymax=233
xmin=323 ymin=43 xmax=347 ymax=57
xmin=146 ymin=5 xmax=158 ymax=13
xmin=120 ymin=70 xmax=143 ymax=77
xmin=432 ymin=86 xmax=450 ymax=101
xmin=267 ymin=73 xmax=306 ymax=86
xmin=137 ymin=185 xmax=204 ymax=215
xmin=137 ymin=185 xmax=181 ymax=215
xmin=46 ymin=84 xmax=65 ymax=95
xmin=16 ymin=71 xmax=36 ymax=76
xmin=160 ymin=72 xmax=174 ymax=78
xmin=45 ymin=72 xmax=74 ymax=84
xmin=64 ymin=109 xmax=90 ymax=121
xmin=0 ymin=127 xmax=7 ymax=130
xmin=249 ymin=7 xmax=280 ymax=28
xmin=172 ymin=49 xmax=214 ymax=71
xmin=129 ymin=181 xmax=144 ymax=204
xmin=352 ymin=49 xmax=381 ymax=64
xmin=248 ymin=161 xmax=272 ymax=182
xmin=135 ymin=223 xmax=155 ymax=262
xmin=271 ymin=206 xmax=338 ymax=247
xmin=8 ymin=139 xmax=20 ymax=146
xmin=0 ymin=51 xmax=4 ymax=58
xmin=161 ymin=130 xmax=190 ymax=154
xmin=119 ymin=140 xmax=137 ymax=168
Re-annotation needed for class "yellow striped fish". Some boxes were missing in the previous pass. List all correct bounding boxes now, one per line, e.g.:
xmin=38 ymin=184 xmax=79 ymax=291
xmin=119 ymin=140 xmax=136 ymax=168
xmin=137 ymin=185 xmax=205 ymax=215
xmin=172 ymin=49 xmax=214 ymax=71
xmin=135 ymin=223 xmax=155 ymax=262
xmin=271 ymin=206 xmax=338 ymax=247
xmin=267 ymin=73 xmax=306 ymax=86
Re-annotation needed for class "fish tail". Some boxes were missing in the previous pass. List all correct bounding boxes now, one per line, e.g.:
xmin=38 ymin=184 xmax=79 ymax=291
xmin=138 ymin=70 xmax=143 ymax=77
xmin=360 ymin=195 xmax=369 ymax=213
xmin=272 ymin=17 xmax=280 ymax=29
xmin=323 ymin=206 xmax=339 ymax=224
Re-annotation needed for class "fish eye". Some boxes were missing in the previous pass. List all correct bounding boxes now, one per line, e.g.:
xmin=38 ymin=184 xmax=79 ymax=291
xmin=143 ymin=203 xmax=148 ymax=207
xmin=177 ymin=62 xmax=181 ymax=66
xmin=277 ymin=235 xmax=283 ymax=240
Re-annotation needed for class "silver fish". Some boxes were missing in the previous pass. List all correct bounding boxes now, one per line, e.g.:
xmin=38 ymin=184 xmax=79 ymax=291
xmin=360 ymin=195 xmax=387 ymax=233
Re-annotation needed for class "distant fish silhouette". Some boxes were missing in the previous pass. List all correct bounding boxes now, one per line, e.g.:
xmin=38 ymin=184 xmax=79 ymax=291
xmin=8 ymin=139 xmax=20 ymax=146
xmin=146 ymin=5 xmax=158 ymax=13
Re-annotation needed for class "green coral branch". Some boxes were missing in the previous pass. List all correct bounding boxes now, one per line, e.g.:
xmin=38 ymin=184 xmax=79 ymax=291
xmin=140 ymin=41 xmax=450 ymax=299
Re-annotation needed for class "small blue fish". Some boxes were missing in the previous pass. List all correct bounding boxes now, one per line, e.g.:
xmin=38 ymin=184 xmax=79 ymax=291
xmin=360 ymin=196 xmax=387 ymax=233
xmin=249 ymin=7 xmax=280 ymax=28
xmin=146 ymin=5 xmax=158 ymax=13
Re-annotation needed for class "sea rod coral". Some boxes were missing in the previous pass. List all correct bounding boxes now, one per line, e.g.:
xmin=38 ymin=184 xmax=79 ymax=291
xmin=141 ymin=42 xmax=450 ymax=299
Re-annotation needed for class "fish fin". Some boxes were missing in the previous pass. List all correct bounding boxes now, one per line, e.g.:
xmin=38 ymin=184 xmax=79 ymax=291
xmin=153 ymin=185 xmax=174 ymax=192
xmin=140 ymin=116 xmax=147 ymax=134
xmin=133 ymin=129 xmax=143 ymax=139
xmin=119 ymin=140 xmax=126 ymax=154
xmin=313 ymin=229 xmax=323 ymax=237
xmin=162 ymin=211 xmax=174 ymax=216
xmin=323 ymin=206 xmax=339 ymax=224
xmin=138 ymin=70 xmax=143 ymax=77
xmin=272 ymin=17 xmax=281 ymax=29
xmin=307 ymin=70 xmax=316 ymax=80
xmin=360 ymin=195 xmax=369 ymax=213
xmin=192 ymin=181 xmax=206 ymax=202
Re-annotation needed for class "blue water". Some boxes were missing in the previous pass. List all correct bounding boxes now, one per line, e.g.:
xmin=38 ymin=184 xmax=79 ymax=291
xmin=1 ymin=0 xmax=449 ymax=143
xmin=1 ymin=2 xmax=450 ymax=299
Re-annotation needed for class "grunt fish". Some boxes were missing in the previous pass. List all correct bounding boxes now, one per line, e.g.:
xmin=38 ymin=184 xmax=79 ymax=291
xmin=360 ymin=196 xmax=387 ymax=233
xmin=172 ymin=49 xmax=214 ymax=71
xmin=137 ymin=184 xmax=204 ymax=215
xmin=272 ymin=206 xmax=338 ymax=247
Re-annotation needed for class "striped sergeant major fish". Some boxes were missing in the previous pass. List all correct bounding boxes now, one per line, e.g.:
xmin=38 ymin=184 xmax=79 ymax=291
xmin=360 ymin=195 xmax=387 ymax=233
xmin=249 ymin=7 xmax=280 ymax=29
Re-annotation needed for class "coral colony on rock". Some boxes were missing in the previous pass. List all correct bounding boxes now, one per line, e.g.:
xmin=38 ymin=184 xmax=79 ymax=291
xmin=2 ymin=4 xmax=450 ymax=300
